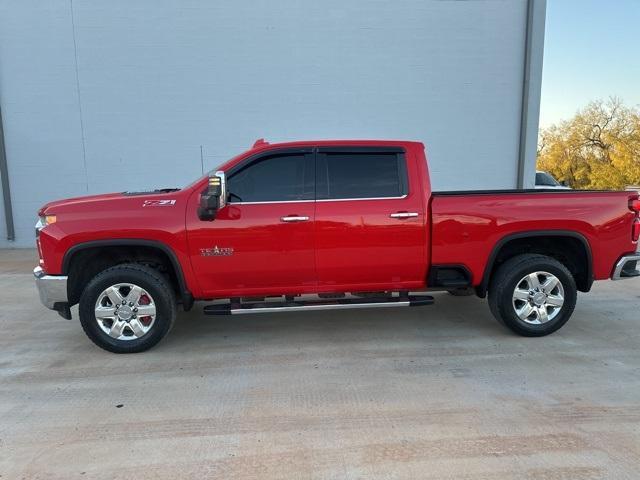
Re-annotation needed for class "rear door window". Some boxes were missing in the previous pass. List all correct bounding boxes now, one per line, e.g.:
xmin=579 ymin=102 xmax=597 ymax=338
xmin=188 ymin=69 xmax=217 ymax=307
xmin=316 ymin=151 xmax=408 ymax=200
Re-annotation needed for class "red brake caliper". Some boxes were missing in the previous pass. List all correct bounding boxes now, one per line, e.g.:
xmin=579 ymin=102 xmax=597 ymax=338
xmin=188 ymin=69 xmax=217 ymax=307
xmin=138 ymin=294 xmax=152 ymax=325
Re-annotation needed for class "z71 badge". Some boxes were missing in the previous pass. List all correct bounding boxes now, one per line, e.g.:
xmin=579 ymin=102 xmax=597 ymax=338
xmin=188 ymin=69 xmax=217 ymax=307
xmin=143 ymin=199 xmax=176 ymax=207
xmin=200 ymin=246 xmax=234 ymax=257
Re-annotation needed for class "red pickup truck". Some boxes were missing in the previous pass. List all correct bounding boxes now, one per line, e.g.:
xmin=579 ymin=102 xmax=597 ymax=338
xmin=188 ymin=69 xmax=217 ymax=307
xmin=34 ymin=139 xmax=640 ymax=353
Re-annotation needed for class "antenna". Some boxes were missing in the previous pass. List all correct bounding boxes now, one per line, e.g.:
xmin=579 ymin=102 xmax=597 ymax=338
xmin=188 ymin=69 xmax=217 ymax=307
xmin=252 ymin=138 xmax=269 ymax=148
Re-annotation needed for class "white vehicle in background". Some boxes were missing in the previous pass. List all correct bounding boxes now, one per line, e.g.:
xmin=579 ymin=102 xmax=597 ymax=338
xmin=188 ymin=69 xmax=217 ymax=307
xmin=535 ymin=170 xmax=570 ymax=189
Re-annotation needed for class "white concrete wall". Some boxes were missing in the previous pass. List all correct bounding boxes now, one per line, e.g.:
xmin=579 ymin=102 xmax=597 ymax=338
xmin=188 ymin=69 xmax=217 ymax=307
xmin=0 ymin=0 xmax=536 ymax=247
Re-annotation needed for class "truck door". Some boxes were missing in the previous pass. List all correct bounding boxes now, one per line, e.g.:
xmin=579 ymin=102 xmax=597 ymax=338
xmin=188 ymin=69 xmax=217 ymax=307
xmin=186 ymin=149 xmax=316 ymax=297
xmin=314 ymin=147 xmax=427 ymax=291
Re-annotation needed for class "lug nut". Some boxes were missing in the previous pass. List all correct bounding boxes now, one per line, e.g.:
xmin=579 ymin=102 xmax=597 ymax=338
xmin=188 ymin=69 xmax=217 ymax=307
xmin=133 ymin=308 xmax=138 ymax=312
xmin=129 ymin=302 xmax=133 ymax=307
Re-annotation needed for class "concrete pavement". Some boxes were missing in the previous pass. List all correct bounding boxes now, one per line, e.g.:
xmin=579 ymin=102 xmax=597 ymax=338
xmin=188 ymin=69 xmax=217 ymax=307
xmin=1 ymin=249 xmax=639 ymax=479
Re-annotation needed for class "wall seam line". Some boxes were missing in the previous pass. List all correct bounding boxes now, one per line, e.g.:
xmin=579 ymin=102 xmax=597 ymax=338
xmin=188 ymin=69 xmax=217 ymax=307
xmin=70 ymin=0 xmax=89 ymax=192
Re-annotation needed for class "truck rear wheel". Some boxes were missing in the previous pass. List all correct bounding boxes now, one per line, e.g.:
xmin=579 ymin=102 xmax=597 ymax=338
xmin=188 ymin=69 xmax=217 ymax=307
xmin=488 ymin=254 xmax=576 ymax=336
xmin=78 ymin=264 xmax=176 ymax=353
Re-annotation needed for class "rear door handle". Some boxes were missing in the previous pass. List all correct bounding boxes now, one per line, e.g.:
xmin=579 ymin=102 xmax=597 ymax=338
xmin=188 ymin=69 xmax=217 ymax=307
xmin=390 ymin=212 xmax=419 ymax=219
xmin=281 ymin=215 xmax=310 ymax=222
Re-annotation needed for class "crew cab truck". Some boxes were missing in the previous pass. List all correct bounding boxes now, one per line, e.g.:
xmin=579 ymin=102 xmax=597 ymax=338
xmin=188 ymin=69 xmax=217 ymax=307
xmin=34 ymin=139 xmax=640 ymax=353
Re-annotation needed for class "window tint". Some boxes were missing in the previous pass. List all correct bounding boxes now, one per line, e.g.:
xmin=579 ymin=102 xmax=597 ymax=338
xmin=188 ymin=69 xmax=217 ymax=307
xmin=535 ymin=172 xmax=560 ymax=186
xmin=228 ymin=153 xmax=313 ymax=202
xmin=317 ymin=152 xmax=407 ymax=200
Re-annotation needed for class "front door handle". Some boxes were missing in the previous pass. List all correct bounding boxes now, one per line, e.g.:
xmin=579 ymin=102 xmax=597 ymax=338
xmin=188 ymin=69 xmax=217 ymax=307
xmin=390 ymin=212 xmax=419 ymax=219
xmin=281 ymin=215 xmax=310 ymax=222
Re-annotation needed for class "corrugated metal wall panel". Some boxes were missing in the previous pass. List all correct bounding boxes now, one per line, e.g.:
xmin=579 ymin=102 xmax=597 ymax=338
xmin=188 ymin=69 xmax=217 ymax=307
xmin=0 ymin=0 xmax=529 ymax=247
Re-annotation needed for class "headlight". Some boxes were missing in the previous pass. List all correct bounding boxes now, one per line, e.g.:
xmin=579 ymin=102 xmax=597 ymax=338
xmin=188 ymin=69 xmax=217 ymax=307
xmin=36 ymin=214 xmax=56 ymax=232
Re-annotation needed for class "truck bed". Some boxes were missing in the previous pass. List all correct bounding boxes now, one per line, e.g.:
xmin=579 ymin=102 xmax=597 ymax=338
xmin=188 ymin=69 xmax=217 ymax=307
xmin=430 ymin=189 xmax=637 ymax=287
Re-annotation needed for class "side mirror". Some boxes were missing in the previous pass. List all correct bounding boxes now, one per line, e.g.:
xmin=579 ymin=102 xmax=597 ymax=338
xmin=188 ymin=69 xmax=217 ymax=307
xmin=197 ymin=171 xmax=226 ymax=221
xmin=560 ymin=180 xmax=568 ymax=187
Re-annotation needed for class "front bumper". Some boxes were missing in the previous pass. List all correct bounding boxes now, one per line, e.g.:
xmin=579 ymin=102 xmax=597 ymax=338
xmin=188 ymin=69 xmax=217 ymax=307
xmin=34 ymin=266 xmax=71 ymax=318
xmin=612 ymin=253 xmax=640 ymax=280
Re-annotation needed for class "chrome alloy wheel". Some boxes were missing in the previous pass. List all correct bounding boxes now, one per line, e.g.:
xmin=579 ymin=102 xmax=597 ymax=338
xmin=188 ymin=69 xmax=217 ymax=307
xmin=94 ymin=283 xmax=157 ymax=340
xmin=512 ymin=271 xmax=564 ymax=325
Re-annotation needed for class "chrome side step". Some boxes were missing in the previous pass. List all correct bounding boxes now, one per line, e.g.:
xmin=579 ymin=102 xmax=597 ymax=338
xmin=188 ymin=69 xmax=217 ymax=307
xmin=203 ymin=294 xmax=434 ymax=315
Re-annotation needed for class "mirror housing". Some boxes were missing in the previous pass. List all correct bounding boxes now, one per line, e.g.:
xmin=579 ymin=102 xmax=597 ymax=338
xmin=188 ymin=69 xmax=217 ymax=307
xmin=197 ymin=171 xmax=226 ymax=221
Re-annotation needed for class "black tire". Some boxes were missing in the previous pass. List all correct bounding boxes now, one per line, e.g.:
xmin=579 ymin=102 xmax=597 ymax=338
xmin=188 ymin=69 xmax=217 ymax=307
xmin=79 ymin=264 xmax=176 ymax=353
xmin=488 ymin=254 xmax=577 ymax=337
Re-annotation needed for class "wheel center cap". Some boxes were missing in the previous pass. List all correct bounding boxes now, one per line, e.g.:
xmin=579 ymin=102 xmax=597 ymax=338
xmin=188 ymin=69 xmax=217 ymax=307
xmin=532 ymin=292 xmax=546 ymax=306
xmin=117 ymin=305 xmax=133 ymax=321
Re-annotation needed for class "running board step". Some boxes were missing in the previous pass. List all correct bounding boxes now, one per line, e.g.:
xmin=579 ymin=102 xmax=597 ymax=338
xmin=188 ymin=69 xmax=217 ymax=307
xmin=203 ymin=294 xmax=434 ymax=315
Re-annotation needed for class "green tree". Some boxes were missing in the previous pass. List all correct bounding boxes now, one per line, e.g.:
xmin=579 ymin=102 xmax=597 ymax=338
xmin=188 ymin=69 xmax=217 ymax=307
xmin=537 ymin=98 xmax=640 ymax=190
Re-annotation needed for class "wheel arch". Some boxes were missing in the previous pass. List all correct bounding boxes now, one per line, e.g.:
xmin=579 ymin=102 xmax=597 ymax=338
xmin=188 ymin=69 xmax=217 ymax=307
xmin=62 ymin=239 xmax=193 ymax=309
xmin=477 ymin=230 xmax=593 ymax=297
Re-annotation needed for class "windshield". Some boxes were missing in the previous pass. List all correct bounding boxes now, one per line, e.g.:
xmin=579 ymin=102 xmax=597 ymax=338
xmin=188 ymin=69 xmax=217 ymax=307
xmin=536 ymin=172 xmax=560 ymax=187
xmin=206 ymin=162 xmax=226 ymax=177
xmin=181 ymin=160 xmax=228 ymax=191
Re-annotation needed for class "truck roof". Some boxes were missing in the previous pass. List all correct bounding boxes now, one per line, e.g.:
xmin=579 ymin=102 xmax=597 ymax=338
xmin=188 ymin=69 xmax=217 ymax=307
xmin=247 ymin=138 xmax=424 ymax=151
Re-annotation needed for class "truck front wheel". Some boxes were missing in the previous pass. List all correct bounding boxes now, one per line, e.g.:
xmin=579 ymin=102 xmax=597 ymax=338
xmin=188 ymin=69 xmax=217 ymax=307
xmin=78 ymin=264 xmax=176 ymax=353
xmin=488 ymin=254 xmax=577 ymax=336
